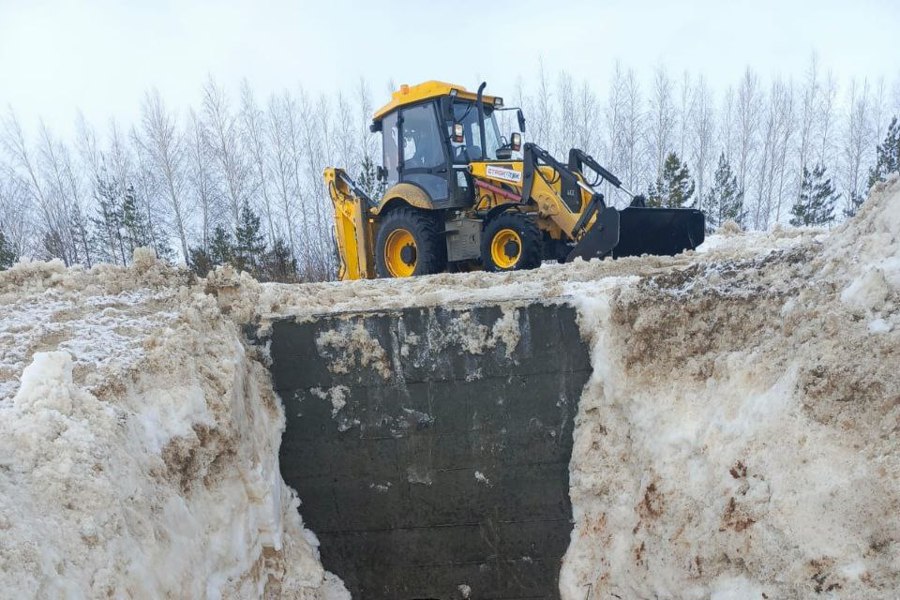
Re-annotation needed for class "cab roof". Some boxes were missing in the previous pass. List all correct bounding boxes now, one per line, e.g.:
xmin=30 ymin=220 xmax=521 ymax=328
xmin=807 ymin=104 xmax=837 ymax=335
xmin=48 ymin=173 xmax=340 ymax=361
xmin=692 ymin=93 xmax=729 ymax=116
xmin=372 ymin=80 xmax=500 ymax=122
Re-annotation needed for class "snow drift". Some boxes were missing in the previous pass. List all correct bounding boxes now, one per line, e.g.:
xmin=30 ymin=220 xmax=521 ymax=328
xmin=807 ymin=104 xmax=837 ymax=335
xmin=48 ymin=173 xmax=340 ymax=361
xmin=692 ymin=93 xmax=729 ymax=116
xmin=0 ymin=252 xmax=346 ymax=598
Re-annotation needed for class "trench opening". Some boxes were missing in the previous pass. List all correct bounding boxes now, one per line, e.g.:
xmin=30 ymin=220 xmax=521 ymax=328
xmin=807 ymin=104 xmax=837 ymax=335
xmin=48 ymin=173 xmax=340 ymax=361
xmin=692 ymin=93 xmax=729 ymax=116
xmin=265 ymin=303 xmax=592 ymax=600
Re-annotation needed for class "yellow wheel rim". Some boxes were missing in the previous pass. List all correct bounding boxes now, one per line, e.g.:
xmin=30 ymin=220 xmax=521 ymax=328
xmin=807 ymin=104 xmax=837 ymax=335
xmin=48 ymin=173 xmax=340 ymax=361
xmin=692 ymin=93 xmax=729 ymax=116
xmin=384 ymin=229 xmax=417 ymax=277
xmin=490 ymin=228 xmax=522 ymax=269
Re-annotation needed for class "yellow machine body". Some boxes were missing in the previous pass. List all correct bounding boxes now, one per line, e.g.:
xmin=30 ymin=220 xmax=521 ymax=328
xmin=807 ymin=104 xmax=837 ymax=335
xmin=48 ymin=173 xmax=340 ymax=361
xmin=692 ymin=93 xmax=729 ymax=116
xmin=325 ymin=81 xmax=705 ymax=280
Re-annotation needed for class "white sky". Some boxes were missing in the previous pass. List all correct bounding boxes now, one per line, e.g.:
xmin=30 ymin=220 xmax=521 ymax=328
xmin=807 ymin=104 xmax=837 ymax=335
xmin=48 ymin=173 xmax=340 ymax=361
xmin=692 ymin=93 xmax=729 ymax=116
xmin=1 ymin=0 xmax=899 ymax=139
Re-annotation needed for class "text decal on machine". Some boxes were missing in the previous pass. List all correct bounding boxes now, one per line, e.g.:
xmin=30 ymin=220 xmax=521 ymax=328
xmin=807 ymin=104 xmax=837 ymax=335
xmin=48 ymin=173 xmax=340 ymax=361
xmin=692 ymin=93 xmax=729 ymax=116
xmin=486 ymin=165 xmax=523 ymax=184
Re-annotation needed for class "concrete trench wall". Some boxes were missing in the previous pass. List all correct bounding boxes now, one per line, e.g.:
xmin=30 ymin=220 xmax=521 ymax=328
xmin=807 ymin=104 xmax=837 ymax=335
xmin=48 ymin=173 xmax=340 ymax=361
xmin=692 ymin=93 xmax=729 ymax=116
xmin=265 ymin=303 xmax=592 ymax=599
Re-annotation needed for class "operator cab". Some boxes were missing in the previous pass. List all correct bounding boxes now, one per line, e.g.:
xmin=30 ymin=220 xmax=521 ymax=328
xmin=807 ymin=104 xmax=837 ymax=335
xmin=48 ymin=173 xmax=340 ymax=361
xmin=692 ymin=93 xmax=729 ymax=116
xmin=371 ymin=81 xmax=524 ymax=209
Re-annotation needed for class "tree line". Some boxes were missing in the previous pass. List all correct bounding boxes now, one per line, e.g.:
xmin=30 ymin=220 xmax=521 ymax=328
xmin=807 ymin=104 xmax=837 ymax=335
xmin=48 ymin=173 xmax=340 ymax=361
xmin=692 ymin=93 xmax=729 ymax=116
xmin=2 ymin=57 xmax=900 ymax=276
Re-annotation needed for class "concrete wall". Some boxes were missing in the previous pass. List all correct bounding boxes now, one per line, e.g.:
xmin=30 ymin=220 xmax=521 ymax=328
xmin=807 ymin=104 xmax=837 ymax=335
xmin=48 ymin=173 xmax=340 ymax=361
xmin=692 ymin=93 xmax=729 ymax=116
xmin=266 ymin=303 xmax=591 ymax=599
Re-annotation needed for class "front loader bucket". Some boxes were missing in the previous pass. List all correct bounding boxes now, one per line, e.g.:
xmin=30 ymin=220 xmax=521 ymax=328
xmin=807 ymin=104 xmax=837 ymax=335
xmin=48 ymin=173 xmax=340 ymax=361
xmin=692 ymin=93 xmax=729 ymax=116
xmin=613 ymin=206 xmax=705 ymax=258
xmin=567 ymin=206 xmax=705 ymax=262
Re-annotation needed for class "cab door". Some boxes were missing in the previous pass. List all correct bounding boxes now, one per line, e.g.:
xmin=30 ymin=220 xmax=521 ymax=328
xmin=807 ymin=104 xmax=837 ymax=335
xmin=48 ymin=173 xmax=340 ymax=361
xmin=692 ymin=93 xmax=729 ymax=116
xmin=397 ymin=101 xmax=452 ymax=206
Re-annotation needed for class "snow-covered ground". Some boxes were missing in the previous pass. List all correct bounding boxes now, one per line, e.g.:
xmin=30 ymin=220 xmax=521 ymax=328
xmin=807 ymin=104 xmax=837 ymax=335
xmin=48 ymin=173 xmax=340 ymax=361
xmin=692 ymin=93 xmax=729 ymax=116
xmin=1 ymin=176 xmax=898 ymax=598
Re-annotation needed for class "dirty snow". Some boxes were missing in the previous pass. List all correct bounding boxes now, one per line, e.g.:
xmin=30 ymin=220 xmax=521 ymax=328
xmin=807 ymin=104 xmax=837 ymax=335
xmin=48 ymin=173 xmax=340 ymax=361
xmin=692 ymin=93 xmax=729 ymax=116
xmin=559 ymin=175 xmax=900 ymax=599
xmin=0 ymin=256 xmax=347 ymax=598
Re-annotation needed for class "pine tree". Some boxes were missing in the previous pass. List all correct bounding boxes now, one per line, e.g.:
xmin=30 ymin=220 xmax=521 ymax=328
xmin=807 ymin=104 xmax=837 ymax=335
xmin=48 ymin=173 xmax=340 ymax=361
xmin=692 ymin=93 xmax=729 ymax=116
xmin=0 ymin=229 xmax=16 ymax=269
xmin=91 ymin=175 xmax=128 ymax=265
xmin=867 ymin=116 xmax=900 ymax=189
xmin=209 ymin=226 xmax=235 ymax=267
xmin=234 ymin=201 xmax=266 ymax=273
xmin=358 ymin=155 xmax=386 ymax=201
xmin=843 ymin=191 xmax=866 ymax=220
xmin=790 ymin=164 xmax=838 ymax=227
xmin=703 ymin=153 xmax=745 ymax=232
xmin=70 ymin=203 xmax=94 ymax=268
xmin=188 ymin=246 xmax=213 ymax=277
xmin=647 ymin=152 xmax=695 ymax=208
xmin=260 ymin=238 xmax=298 ymax=283
xmin=121 ymin=185 xmax=151 ymax=256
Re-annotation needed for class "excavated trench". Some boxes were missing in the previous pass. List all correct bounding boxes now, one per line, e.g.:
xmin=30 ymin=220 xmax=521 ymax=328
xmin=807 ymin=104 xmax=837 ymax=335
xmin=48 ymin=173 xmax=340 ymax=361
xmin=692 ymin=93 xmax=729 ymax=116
xmin=263 ymin=302 xmax=591 ymax=600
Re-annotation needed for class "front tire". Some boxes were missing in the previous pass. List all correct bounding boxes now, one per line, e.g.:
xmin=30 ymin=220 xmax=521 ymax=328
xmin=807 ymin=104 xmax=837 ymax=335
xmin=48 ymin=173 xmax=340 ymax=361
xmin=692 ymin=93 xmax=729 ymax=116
xmin=375 ymin=207 xmax=446 ymax=278
xmin=481 ymin=212 xmax=542 ymax=272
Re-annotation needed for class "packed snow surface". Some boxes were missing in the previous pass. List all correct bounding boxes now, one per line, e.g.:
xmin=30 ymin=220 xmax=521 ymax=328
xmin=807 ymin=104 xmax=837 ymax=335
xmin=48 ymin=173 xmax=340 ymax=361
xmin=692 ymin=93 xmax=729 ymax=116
xmin=1 ymin=176 xmax=898 ymax=598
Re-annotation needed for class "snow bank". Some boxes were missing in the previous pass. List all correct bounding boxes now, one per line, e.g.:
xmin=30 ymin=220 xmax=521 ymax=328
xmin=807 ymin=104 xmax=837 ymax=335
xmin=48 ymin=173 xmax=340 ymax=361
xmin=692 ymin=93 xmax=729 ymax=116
xmin=0 ymin=257 xmax=346 ymax=598
xmin=560 ymin=176 xmax=900 ymax=599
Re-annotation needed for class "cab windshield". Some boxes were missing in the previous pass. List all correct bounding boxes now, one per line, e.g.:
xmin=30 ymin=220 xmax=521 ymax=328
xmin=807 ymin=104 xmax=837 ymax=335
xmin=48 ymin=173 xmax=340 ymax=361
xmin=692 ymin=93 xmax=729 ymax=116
xmin=450 ymin=101 xmax=503 ymax=162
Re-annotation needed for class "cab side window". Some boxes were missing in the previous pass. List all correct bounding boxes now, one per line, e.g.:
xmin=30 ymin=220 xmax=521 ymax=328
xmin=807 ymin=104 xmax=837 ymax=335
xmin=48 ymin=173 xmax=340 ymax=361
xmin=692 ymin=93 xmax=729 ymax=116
xmin=382 ymin=112 xmax=400 ymax=186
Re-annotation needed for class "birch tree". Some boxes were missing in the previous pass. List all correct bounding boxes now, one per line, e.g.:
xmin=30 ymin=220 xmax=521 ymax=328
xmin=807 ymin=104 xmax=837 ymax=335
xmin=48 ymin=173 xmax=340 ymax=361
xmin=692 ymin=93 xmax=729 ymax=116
xmin=2 ymin=111 xmax=80 ymax=264
xmin=139 ymin=88 xmax=190 ymax=261
xmin=186 ymin=109 xmax=216 ymax=252
xmin=266 ymin=93 xmax=298 ymax=260
xmin=690 ymin=76 xmax=715 ymax=210
xmin=843 ymin=79 xmax=873 ymax=212
xmin=37 ymin=123 xmax=92 ymax=265
xmin=533 ymin=59 xmax=556 ymax=153
xmin=647 ymin=65 xmax=676 ymax=178
xmin=202 ymin=77 xmax=251 ymax=231
xmin=240 ymin=80 xmax=277 ymax=247
xmin=735 ymin=68 xmax=762 ymax=226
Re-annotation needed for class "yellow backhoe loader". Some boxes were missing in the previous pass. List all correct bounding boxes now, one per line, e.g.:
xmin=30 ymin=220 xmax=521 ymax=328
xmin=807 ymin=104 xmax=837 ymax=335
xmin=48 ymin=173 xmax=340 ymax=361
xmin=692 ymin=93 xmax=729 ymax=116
xmin=325 ymin=81 xmax=704 ymax=280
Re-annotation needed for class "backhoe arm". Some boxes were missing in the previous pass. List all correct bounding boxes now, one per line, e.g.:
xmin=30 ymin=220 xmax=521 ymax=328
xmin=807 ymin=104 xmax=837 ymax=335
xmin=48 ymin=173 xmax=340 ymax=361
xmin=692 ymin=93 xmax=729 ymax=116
xmin=324 ymin=167 xmax=376 ymax=281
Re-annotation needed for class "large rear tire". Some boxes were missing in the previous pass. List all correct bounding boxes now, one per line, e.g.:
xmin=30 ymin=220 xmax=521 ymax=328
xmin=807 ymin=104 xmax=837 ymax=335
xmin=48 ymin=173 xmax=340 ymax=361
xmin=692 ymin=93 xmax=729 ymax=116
xmin=481 ymin=212 xmax=542 ymax=272
xmin=375 ymin=207 xmax=447 ymax=278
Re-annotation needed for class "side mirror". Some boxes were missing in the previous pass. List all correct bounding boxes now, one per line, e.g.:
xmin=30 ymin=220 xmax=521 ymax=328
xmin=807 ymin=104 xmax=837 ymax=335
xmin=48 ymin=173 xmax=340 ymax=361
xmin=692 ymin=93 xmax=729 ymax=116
xmin=510 ymin=132 xmax=522 ymax=152
xmin=517 ymin=109 xmax=526 ymax=133
xmin=452 ymin=123 xmax=464 ymax=144
xmin=376 ymin=166 xmax=387 ymax=181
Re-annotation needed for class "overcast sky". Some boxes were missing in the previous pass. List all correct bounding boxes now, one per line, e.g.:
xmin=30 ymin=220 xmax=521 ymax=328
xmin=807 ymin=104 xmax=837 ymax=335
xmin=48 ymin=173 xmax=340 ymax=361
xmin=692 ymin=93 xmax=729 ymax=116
xmin=2 ymin=0 xmax=899 ymax=139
